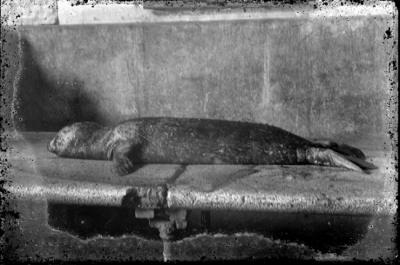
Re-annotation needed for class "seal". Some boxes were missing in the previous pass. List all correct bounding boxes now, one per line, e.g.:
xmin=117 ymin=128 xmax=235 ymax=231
xmin=48 ymin=117 xmax=377 ymax=176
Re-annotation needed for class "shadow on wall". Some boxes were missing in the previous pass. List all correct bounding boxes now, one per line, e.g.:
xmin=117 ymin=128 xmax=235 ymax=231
xmin=13 ymin=34 xmax=103 ymax=132
xmin=1 ymin=25 xmax=19 ymax=132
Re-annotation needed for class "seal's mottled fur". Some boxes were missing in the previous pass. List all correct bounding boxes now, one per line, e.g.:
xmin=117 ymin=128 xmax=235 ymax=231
xmin=48 ymin=117 xmax=376 ymax=176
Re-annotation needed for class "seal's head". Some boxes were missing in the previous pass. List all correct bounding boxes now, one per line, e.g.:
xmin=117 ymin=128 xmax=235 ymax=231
xmin=48 ymin=122 xmax=106 ymax=159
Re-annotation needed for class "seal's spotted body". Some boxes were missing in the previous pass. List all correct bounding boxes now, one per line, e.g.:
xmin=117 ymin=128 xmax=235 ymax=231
xmin=48 ymin=117 xmax=376 ymax=176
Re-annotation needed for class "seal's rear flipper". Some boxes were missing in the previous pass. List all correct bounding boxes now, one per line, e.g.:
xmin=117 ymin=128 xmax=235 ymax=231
xmin=333 ymin=144 xmax=366 ymax=160
xmin=340 ymin=154 xmax=378 ymax=170
xmin=306 ymin=148 xmax=377 ymax=172
xmin=310 ymin=139 xmax=366 ymax=160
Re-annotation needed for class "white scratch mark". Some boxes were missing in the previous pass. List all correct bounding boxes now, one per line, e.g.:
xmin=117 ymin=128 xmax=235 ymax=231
xmin=261 ymin=38 xmax=270 ymax=108
xmin=203 ymin=92 xmax=210 ymax=113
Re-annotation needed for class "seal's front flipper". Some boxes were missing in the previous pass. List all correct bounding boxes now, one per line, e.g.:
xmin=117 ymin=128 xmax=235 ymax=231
xmin=306 ymin=148 xmax=376 ymax=172
xmin=109 ymin=141 xmax=143 ymax=176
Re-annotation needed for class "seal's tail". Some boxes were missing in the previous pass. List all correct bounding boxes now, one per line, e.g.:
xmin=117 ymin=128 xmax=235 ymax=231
xmin=336 ymin=152 xmax=378 ymax=170
xmin=307 ymin=140 xmax=377 ymax=172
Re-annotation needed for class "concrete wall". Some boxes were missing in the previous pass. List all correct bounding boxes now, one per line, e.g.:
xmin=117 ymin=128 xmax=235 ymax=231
xmin=11 ymin=15 xmax=396 ymax=150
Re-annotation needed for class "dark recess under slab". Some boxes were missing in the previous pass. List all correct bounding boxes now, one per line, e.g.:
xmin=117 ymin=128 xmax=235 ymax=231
xmin=47 ymin=202 xmax=374 ymax=254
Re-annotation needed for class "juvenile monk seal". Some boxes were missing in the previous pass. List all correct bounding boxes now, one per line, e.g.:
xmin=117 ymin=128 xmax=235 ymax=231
xmin=48 ymin=117 xmax=376 ymax=176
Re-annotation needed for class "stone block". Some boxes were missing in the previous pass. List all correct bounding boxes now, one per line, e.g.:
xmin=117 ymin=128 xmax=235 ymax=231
xmin=1 ymin=0 xmax=58 ymax=25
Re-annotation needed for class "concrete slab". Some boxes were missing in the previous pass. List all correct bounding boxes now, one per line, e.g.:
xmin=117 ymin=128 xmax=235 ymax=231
xmin=3 ymin=132 xmax=396 ymax=261
xmin=5 ymin=132 xmax=395 ymax=215
xmin=172 ymin=165 xmax=257 ymax=192
xmin=168 ymin=163 xmax=395 ymax=215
